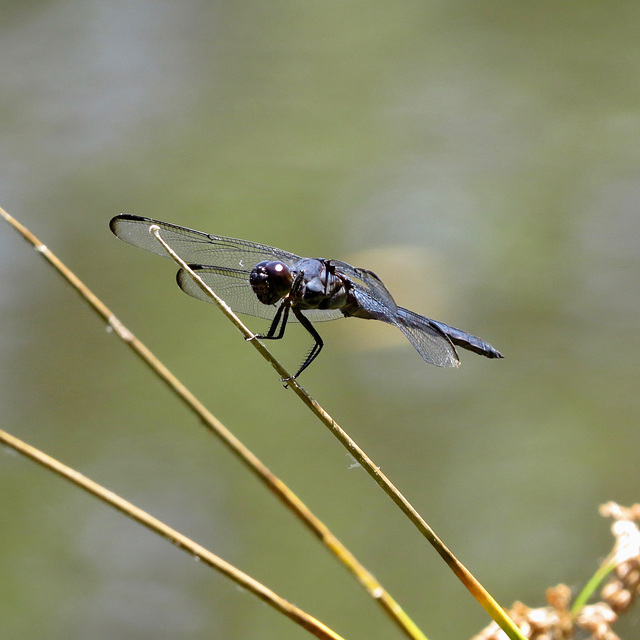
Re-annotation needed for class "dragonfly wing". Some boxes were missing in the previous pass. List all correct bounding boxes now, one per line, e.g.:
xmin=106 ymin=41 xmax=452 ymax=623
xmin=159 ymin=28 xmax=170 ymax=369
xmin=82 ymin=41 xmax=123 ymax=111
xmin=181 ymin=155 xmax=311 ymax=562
xmin=426 ymin=317 xmax=504 ymax=359
xmin=394 ymin=307 xmax=460 ymax=368
xmin=395 ymin=307 xmax=504 ymax=365
xmin=298 ymin=308 xmax=346 ymax=323
xmin=329 ymin=260 xmax=398 ymax=316
xmin=177 ymin=265 xmax=274 ymax=319
xmin=329 ymin=262 xmax=457 ymax=366
xmin=110 ymin=214 xmax=303 ymax=269
xmin=179 ymin=265 xmax=346 ymax=323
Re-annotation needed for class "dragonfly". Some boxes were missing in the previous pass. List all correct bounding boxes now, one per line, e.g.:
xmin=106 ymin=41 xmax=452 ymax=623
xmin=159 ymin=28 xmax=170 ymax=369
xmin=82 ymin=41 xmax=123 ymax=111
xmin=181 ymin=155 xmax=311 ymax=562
xmin=110 ymin=214 xmax=503 ymax=378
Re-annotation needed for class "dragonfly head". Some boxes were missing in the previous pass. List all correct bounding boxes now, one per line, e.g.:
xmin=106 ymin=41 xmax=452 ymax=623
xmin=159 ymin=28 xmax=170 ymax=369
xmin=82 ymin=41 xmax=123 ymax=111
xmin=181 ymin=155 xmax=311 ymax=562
xmin=250 ymin=261 xmax=293 ymax=305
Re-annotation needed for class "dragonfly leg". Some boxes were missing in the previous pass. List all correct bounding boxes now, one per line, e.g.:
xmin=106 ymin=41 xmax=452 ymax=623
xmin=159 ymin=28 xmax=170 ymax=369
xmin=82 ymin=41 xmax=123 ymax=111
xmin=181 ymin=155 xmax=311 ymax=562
xmin=290 ymin=306 xmax=324 ymax=379
xmin=254 ymin=300 xmax=291 ymax=341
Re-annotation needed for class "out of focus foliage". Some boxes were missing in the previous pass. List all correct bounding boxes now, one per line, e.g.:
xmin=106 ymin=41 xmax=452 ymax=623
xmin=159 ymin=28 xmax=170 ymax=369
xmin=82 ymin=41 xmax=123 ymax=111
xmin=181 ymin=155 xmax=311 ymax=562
xmin=1 ymin=3 xmax=639 ymax=639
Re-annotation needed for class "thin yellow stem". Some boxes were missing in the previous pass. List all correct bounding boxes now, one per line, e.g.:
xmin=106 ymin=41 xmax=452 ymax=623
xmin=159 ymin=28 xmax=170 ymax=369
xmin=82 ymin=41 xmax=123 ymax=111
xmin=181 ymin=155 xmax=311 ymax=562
xmin=0 ymin=429 xmax=345 ymax=640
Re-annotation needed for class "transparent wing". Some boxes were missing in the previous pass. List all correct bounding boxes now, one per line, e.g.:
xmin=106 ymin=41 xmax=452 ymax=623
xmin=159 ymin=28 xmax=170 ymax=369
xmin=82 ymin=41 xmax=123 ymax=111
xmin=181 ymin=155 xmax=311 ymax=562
xmin=427 ymin=317 xmax=504 ymax=360
xmin=110 ymin=214 xmax=304 ymax=269
xmin=328 ymin=260 xmax=398 ymax=319
xmin=395 ymin=306 xmax=503 ymax=365
xmin=326 ymin=261 xmax=459 ymax=366
xmin=393 ymin=307 xmax=461 ymax=368
xmin=178 ymin=265 xmax=346 ymax=323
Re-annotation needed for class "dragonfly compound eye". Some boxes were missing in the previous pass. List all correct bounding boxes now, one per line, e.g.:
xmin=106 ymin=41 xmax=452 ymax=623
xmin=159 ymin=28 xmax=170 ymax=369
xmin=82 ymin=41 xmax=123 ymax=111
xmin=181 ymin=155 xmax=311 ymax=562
xmin=250 ymin=261 xmax=293 ymax=305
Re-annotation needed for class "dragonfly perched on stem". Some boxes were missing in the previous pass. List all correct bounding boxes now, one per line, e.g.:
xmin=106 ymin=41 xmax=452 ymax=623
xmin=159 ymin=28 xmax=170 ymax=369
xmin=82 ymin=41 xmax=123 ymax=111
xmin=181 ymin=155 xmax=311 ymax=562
xmin=110 ymin=215 xmax=503 ymax=379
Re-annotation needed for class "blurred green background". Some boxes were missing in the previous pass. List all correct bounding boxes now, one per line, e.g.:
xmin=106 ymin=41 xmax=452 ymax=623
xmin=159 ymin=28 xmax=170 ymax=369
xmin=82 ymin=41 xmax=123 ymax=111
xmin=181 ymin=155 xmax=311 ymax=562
xmin=1 ymin=2 xmax=639 ymax=639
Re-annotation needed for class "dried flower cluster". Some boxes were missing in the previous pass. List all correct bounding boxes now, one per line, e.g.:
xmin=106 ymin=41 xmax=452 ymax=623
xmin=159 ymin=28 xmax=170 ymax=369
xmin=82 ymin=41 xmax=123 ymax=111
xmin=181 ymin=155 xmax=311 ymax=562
xmin=472 ymin=503 xmax=640 ymax=640
xmin=599 ymin=502 xmax=640 ymax=616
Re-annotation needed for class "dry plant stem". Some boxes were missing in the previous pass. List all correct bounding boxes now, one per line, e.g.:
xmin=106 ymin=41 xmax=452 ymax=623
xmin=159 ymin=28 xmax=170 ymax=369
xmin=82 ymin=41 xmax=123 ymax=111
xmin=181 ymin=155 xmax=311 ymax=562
xmin=0 ymin=208 xmax=427 ymax=640
xmin=148 ymin=228 xmax=526 ymax=640
xmin=0 ymin=429 xmax=345 ymax=640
